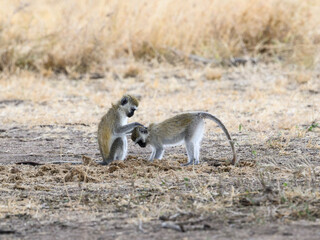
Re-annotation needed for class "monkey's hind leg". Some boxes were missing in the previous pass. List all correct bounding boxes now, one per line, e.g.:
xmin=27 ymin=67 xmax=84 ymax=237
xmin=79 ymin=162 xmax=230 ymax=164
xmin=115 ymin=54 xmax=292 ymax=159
xmin=100 ymin=138 xmax=125 ymax=165
xmin=194 ymin=143 xmax=200 ymax=165
xmin=99 ymin=144 xmax=109 ymax=165
xmin=183 ymin=120 xmax=204 ymax=166
xmin=116 ymin=136 xmax=127 ymax=161
xmin=183 ymin=141 xmax=197 ymax=166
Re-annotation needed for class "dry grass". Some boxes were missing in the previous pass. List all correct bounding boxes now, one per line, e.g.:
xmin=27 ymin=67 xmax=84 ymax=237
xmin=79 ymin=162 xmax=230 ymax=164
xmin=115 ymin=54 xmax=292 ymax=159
xmin=1 ymin=159 xmax=320 ymax=226
xmin=0 ymin=63 xmax=318 ymax=132
xmin=0 ymin=0 xmax=320 ymax=74
xmin=204 ymin=67 xmax=223 ymax=81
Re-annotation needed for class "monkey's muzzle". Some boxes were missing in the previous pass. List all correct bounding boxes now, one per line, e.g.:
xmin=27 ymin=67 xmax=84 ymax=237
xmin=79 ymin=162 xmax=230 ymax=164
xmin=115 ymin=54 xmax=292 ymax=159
xmin=137 ymin=140 xmax=147 ymax=148
xmin=127 ymin=110 xmax=135 ymax=118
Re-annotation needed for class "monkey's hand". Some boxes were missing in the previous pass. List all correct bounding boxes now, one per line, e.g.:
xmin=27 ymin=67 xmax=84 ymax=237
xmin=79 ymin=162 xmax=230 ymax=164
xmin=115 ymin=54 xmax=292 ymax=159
xmin=127 ymin=122 xmax=147 ymax=135
xmin=116 ymin=122 xmax=145 ymax=135
xmin=133 ymin=122 xmax=145 ymax=127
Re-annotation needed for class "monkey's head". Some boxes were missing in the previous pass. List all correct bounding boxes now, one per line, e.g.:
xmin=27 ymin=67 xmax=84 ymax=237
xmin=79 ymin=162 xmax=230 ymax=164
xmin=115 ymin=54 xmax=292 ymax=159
xmin=131 ymin=126 xmax=148 ymax=148
xmin=119 ymin=95 xmax=140 ymax=118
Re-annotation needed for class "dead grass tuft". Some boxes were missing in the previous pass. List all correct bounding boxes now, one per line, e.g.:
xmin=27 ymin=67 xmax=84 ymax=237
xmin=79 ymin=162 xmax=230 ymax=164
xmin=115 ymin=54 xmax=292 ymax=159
xmin=39 ymin=165 xmax=58 ymax=172
xmin=294 ymin=72 xmax=312 ymax=84
xmin=204 ymin=68 xmax=223 ymax=81
xmin=7 ymin=174 xmax=23 ymax=183
xmin=10 ymin=167 xmax=21 ymax=174
xmin=107 ymin=165 xmax=119 ymax=173
xmin=64 ymin=166 xmax=100 ymax=183
xmin=82 ymin=155 xmax=99 ymax=166
xmin=123 ymin=65 xmax=142 ymax=78
xmin=0 ymin=166 xmax=7 ymax=172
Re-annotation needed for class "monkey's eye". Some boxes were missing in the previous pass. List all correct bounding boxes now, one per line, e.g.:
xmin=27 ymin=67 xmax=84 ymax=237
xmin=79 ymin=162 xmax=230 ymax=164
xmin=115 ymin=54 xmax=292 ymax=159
xmin=121 ymin=97 xmax=128 ymax=105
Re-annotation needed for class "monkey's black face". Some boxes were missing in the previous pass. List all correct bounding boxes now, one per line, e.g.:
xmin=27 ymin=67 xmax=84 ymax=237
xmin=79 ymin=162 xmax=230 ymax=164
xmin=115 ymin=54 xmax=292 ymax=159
xmin=137 ymin=140 xmax=147 ymax=148
xmin=127 ymin=108 xmax=136 ymax=118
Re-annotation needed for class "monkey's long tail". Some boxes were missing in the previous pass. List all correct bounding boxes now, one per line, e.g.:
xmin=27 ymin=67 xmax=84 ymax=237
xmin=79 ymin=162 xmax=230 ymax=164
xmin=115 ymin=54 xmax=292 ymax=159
xmin=200 ymin=112 xmax=237 ymax=165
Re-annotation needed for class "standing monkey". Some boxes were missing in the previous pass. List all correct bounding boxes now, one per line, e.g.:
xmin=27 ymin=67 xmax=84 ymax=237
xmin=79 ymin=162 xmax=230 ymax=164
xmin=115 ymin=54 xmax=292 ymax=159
xmin=98 ymin=95 xmax=142 ymax=165
xmin=131 ymin=112 xmax=237 ymax=166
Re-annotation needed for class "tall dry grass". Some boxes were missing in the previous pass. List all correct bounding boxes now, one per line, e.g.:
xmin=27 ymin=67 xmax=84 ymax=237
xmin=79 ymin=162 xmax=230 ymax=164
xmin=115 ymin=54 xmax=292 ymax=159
xmin=0 ymin=0 xmax=319 ymax=73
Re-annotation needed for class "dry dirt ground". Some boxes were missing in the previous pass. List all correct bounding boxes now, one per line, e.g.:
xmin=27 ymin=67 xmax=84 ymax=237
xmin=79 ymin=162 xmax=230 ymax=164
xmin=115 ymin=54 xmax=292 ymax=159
xmin=0 ymin=61 xmax=320 ymax=239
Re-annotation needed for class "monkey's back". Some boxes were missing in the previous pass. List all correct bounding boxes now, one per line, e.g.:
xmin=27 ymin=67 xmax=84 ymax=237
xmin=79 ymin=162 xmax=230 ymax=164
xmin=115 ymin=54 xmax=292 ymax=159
xmin=149 ymin=113 xmax=196 ymax=145
xmin=97 ymin=107 xmax=117 ymax=160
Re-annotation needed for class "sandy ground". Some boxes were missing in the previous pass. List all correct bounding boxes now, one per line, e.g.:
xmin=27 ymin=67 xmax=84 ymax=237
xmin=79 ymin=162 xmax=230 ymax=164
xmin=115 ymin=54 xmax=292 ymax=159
xmin=0 ymin=61 xmax=320 ymax=239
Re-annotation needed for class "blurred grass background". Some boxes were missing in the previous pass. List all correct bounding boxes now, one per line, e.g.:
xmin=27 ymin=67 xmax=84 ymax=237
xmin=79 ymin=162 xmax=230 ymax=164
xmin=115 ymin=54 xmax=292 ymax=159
xmin=0 ymin=0 xmax=320 ymax=74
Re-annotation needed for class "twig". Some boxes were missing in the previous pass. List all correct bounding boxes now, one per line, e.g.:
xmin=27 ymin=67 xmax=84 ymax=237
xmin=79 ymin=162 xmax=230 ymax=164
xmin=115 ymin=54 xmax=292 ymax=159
xmin=15 ymin=161 xmax=44 ymax=166
xmin=0 ymin=229 xmax=16 ymax=234
xmin=168 ymin=48 xmax=219 ymax=65
xmin=161 ymin=222 xmax=185 ymax=232
xmin=138 ymin=219 xmax=145 ymax=233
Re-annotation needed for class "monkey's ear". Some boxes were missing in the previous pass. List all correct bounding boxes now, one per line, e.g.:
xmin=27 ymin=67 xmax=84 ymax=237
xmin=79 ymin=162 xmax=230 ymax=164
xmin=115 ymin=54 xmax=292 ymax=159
xmin=120 ymin=96 xmax=128 ymax=105
xmin=135 ymin=95 xmax=142 ymax=101
xmin=140 ymin=127 xmax=148 ymax=134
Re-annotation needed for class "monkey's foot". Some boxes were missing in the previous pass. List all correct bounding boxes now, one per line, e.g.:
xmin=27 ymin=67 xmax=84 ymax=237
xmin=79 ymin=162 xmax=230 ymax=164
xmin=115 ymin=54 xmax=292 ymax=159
xmin=181 ymin=161 xmax=199 ymax=166
xmin=99 ymin=161 xmax=109 ymax=166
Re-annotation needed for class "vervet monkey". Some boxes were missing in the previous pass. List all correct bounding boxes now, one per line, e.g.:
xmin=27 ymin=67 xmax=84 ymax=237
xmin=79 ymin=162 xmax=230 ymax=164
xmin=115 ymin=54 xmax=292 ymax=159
xmin=131 ymin=112 xmax=237 ymax=166
xmin=98 ymin=94 xmax=143 ymax=165
xmin=15 ymin=95 xmax=142 ymax=166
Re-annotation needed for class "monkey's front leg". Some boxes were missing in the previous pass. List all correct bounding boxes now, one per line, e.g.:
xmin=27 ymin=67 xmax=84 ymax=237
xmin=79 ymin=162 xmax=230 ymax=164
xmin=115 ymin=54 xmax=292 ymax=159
xmin=149 ymin=147 xmax=156 ymax=161
xmin=115 ymin=122 xmax=144 ymax=134
xmin=154 ymin=147 xmax=164 ymax=160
